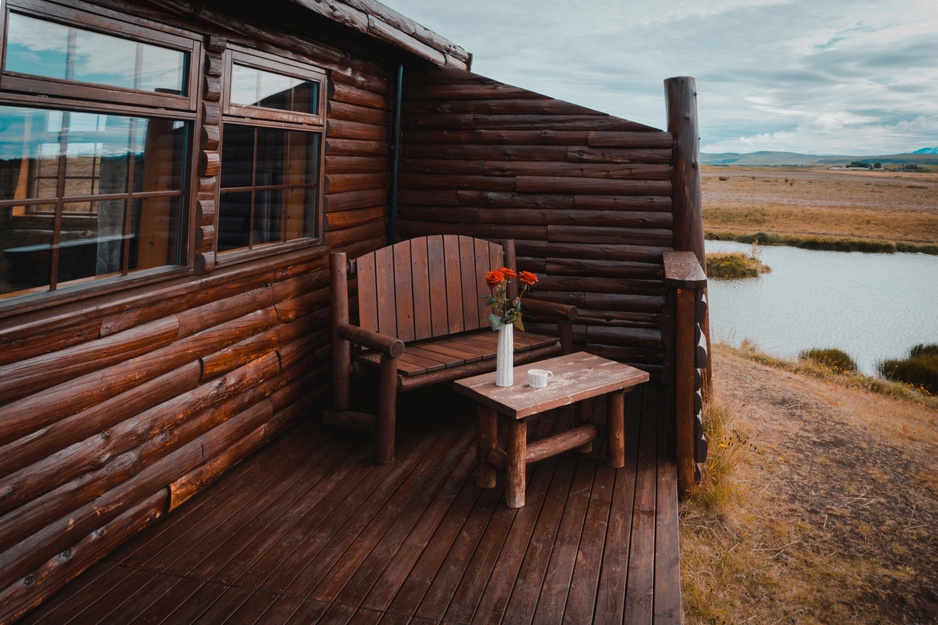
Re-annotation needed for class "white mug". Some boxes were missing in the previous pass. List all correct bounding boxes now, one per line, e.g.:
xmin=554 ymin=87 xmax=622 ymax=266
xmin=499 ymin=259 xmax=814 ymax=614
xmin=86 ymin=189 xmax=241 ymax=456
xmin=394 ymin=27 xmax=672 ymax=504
xmin=528 ymin=369 xmax=553 ymax=388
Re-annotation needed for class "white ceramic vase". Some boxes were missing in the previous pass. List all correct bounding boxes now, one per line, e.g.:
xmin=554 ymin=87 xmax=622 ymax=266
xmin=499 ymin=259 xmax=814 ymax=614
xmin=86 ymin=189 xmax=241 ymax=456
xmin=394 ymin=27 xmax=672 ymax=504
xmin=496 ymin=324 xmax=514 ymax=387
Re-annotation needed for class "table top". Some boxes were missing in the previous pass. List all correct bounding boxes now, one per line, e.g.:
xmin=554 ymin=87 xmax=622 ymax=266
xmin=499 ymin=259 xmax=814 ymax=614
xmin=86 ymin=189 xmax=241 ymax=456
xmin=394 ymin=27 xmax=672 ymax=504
xmin=453 ymin=352 xmax=649 ymax=419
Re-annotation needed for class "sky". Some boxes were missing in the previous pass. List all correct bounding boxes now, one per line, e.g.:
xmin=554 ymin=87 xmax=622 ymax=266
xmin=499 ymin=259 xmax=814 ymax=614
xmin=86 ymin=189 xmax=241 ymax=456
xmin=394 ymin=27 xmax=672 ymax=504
xmin=381 ymin=0 xmax=938 ymax=156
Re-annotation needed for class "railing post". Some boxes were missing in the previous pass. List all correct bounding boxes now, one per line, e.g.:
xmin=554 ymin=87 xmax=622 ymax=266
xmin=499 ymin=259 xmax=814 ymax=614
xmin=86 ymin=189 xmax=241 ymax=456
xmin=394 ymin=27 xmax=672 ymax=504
xmin=664 ymin=251 xmax=708 ymax=499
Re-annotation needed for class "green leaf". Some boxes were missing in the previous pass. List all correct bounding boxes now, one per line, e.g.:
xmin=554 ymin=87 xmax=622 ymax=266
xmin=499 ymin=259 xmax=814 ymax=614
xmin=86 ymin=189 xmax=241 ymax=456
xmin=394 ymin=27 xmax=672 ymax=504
xmin=488 ymin=313 xmax=504 ymax=331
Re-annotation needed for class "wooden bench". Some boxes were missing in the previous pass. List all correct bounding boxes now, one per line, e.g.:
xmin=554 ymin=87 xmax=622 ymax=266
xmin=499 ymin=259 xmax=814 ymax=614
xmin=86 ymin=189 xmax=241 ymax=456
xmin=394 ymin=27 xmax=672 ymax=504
xmin=327 ymin=235 xmax=577 ymax=463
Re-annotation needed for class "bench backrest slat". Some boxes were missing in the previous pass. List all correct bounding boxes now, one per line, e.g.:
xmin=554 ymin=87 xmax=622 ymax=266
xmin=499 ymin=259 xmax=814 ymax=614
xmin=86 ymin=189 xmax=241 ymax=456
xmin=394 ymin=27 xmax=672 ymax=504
xmin=355 ymin=235 xmax=504 ymax=341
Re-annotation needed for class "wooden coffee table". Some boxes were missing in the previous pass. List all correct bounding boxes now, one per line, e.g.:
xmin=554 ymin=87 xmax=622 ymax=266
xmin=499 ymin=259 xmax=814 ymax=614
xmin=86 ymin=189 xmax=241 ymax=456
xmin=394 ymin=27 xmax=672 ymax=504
xmin=454 ymin=352 xmax=649 ymax=508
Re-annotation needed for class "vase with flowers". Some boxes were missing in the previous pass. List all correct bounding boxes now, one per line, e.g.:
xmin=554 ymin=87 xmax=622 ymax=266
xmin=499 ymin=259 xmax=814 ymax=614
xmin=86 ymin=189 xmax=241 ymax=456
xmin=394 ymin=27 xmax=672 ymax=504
xmin=484 ymin=267 xmax=539 ymax=386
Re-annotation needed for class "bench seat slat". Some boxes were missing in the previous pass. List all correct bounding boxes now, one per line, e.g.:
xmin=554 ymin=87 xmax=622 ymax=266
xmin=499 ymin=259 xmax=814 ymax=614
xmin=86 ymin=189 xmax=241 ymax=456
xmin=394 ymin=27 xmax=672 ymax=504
xmin=355 ymin=329 xmax=560 ymax=378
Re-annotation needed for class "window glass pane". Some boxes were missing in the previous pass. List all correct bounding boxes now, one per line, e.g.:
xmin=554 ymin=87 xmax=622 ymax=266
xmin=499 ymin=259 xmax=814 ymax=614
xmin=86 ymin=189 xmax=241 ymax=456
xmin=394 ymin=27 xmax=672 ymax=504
xmin=1 ymin=206 xmax=53 ymax=295
xmin=218 ymin=124 xmax=318 ymax=253
xmin=0 ymin=105 xmax=189 ymax=297
xmin=5 ymin=12 xmax=187 ymax=95
xmin=217 ymin=190 xmax=251 ymax=252
xmin=230 ymin=63 xmax=318 ymax=114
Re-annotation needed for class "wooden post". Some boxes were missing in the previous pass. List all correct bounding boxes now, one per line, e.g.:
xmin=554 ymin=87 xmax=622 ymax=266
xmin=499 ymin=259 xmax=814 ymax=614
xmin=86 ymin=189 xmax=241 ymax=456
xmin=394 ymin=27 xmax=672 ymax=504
xmin=666 ymin=76 xmax=712 ymax=392
xmin=505 ymin=420 xmax=527 ymax=508
xmin=375 ymin=353 xmax=398 ymax=464
xmin=476 ymin=406 xmax=498 ymax=488
xmin=330 ymin=252 xmax=351 ymax=411
xmin=675 ymin=287 xmax=696 ymax=497
xmin=606 ymin=390 xmax=626 ymax=468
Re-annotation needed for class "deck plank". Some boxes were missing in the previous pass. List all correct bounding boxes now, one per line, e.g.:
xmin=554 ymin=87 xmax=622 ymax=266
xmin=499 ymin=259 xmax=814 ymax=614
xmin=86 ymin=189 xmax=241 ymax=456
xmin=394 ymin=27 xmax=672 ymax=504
xmin=16 ymin=383 xmax=682 ymax=625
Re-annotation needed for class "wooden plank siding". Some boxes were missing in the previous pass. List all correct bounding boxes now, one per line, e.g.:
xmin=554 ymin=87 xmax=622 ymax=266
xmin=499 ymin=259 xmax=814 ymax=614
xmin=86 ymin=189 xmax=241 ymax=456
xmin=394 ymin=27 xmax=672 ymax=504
xmin=16 ymin=383 xmax=681 ymax=625
xmin=0 ymin=2 xmax=400 ymax=621
xmin=398 ymin=69 xmax=674 ymax=376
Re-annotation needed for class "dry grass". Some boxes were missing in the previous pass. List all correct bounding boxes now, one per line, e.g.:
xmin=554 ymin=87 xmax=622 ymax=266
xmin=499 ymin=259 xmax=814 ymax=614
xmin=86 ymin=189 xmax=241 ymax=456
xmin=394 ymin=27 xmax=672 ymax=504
xmin=681 ymin=344 xmax=938 ymax=624
xmin=703 ymin=167 xmax=938 ymax=247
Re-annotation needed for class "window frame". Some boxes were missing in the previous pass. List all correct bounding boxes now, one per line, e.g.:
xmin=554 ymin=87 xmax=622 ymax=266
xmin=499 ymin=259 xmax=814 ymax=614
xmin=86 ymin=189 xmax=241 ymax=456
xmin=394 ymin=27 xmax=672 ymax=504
xmin=0 ymin=0 xmax=200 ymax=112
xmin=215 ymin=47 xmax=326 ymax=260
xmin=0 ymin=1 xmax=202 ymax=313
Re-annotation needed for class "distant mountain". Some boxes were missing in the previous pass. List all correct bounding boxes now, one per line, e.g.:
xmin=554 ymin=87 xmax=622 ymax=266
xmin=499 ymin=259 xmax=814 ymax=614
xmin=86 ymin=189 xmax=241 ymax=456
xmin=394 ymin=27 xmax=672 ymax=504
xmin=701 ymin=149 xmax=938 ymax=167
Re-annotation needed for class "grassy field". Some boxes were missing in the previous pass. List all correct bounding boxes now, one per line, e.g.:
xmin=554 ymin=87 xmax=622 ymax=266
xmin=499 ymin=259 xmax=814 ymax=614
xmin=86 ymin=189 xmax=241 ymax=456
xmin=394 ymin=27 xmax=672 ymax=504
xmin=682 ymin=344 xmax=938 ymax=624
xmin=702 ymin=166 xmax=938 ymax=249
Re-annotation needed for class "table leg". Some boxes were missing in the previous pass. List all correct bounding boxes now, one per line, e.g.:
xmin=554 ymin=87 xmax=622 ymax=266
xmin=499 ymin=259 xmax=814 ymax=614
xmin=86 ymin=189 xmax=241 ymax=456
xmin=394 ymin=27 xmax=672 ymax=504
xmin=574 ymin=398 xmax=594 ymax=453
xmin=505 ymin=419 xmax=527 ymax=508
xmin=476 ymin=406 xmax=498 ymax=489
xmin=607 ymin=390 xmax=626 ymax=468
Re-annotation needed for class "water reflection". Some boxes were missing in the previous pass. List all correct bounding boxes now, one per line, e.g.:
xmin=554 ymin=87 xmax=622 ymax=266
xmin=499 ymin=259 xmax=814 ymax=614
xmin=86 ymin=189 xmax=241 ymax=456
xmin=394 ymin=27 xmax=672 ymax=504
xmin=705 ymin=241 xmax=938 ymax=375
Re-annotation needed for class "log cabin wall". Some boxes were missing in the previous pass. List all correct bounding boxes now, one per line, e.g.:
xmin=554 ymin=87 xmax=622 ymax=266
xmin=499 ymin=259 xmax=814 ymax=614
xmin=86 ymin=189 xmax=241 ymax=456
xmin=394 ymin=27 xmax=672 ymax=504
xmin=397 ymin=69 xmax=674 ymax=376
xmin=0 ymin=0 xmax=410 ymax=620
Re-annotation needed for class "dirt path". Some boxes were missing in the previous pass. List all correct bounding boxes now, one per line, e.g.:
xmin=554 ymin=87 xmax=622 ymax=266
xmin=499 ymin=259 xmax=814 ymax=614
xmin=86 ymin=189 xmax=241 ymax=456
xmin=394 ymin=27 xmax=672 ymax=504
xmin=681 ymin=346 xmax=938 ymax=624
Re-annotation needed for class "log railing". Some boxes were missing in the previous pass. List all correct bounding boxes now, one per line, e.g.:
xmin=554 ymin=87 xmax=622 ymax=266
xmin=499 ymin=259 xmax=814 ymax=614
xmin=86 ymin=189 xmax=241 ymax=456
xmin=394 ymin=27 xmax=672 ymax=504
xmin=663 ymin=251 xmax=709 ymax=497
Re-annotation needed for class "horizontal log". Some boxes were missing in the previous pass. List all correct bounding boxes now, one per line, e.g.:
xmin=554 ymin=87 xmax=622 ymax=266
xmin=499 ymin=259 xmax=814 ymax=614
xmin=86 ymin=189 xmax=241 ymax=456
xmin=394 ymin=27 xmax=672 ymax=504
xmin=397 ymin=206 xmax=479 ymax=224
xmin=322 ymin=409 xmax=377 ymax=435
xmin=583 ymin=326 xmax=663 ymax=349
xmin=0 ymin=316 xmax=179 ymax=406
xmin=403 ymin=144 xmax=572 ymax=162
xmin=516 ymin=177 xmax=671 ymax=196
xmin=324 ymin=221 xmax=386 ymax=249
xmin=547 ymin=225 xmax=673 ymax=247
xmin=324 ymin=172 xmax=388 ymax=194
xmin=325 ymin=205 xmax=386 ymax=232
xmin=329 ymin=80 xmax=390 ymax=110
xmin=325 ymin=188 xmax=388 ymax=212
xmin=517 ymin=241 xmax=669 ymax=264
xmin=0 ymin=354 xmax=280 ymax=527
xmin=397 ymin=189 xmax=459 ymax=207
xmin=456 ymin=191 xmax=573 ymax=210
xmin=542 ymin=258 xmax=663 ymax=280
xmin=0 ymin=361 xmax=202 ymax=479
xmin=535 ymin=275 xmax=663 ymax=296
xmin=574 ymin=194 xmax=672 ymax=212
xmin=326 ymin=118 xmax=389 ymax=141
xmin=0 ymin=318 xmax=101 ymax=367
xmin=567 ymin=147 xmax=673 ymax=164
xmin=330 ymin=64 xmax=390 ymax=94
xmin=403 ymin=128 xmax=589 ymax=146
xmin=398 ymin=173 xmax=515 ymax=192
xmin=402 ymin=82 xmax=545 ymax=102
xmin=475 ymin=209 xmax=671 ymax=229
xmin=526 ymin=424 xmax=598 ymax=464
xmin=0 ymin=395 xmax=274 ymax=591
xmin=399 ymin=159 xmax=484 ymax=176
xmin=328 ymin=100 xmax=390 ymax=126
xmin=0 ymin=490 xmax=166 ymax=625
xmin=588 ymin=130 xmax=673 ymax=148
xmin=325 ymin=137 xmax=389 ymax=157
xmin=396 ymin=220 xmax=547 ymax=242
xmin=337 ymin=324 xmax=405 ymax=357
xmin=324 ymin=156 xmax=389 ymax=174
xmin=484 ymin=161 xmax=672 ymax=180
xmin=402 ymin=95 xmax=592 ymax=115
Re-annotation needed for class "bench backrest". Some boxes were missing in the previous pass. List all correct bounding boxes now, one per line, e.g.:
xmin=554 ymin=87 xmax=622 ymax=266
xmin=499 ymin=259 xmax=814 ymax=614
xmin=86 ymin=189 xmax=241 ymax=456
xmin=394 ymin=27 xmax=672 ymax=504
xmin=354 ymin=235 xmax=504 ymax=343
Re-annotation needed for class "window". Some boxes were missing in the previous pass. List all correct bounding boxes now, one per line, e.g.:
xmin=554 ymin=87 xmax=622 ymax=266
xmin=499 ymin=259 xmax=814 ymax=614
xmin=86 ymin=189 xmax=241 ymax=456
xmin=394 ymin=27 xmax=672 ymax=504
xmin=0 ymin=2 xmax=197 ymax=301
xmin=218 ymin=50 xmax=324 ymax=255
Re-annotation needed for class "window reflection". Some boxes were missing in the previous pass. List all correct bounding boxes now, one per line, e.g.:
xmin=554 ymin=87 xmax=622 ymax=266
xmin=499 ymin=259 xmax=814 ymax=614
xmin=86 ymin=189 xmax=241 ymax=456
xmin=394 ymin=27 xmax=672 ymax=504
xmin=0 ymin=106 xmax=189 ymax=296
xmin=5 ymin=12 xmax=187 ymax=95
xmin=229 ymin=64 xmax=318 ymax=115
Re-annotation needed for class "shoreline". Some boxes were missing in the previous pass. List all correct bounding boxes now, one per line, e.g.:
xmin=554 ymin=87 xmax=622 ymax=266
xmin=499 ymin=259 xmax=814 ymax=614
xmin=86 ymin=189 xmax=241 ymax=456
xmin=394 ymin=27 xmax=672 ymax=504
xmin=706 ymin=229 xmax=938 ymax=255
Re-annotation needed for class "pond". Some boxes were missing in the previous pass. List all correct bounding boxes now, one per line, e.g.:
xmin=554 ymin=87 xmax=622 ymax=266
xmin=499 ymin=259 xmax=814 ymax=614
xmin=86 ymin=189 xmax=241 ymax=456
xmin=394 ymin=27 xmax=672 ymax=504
xmin=704 ymin=241 xmax=938 ymax=375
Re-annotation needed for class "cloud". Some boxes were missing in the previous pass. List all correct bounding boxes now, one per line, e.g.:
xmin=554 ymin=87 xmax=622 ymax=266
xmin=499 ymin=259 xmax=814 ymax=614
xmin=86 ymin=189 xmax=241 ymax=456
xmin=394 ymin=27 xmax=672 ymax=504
xmin=383 ymin=0 xmax=938 ymax=154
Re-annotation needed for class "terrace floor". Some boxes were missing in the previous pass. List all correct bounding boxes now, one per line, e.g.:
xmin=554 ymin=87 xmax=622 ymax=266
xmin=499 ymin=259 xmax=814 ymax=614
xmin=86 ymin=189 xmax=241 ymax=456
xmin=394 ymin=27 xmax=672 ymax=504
xmin=19 ymin=382 xmax=681 ymax=625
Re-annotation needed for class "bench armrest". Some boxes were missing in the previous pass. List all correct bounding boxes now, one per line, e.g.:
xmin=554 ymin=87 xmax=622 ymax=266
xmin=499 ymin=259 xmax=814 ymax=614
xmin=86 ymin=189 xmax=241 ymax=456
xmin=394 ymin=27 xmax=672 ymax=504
xmin=337 ymin=323 xmax=405 ymax=358
xmin=524 ymin=298 xmax=578 ymax=321
xmin=663 ymin=250 xmax=706 ymax=288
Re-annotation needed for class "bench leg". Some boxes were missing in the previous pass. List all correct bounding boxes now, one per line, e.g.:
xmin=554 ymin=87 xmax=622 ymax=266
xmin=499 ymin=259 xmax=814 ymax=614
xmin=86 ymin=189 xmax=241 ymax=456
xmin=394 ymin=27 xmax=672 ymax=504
xmin=476 ymin=406 xmax=498 ymax=489
xmin=375 ymin=355 xmax=398 ymax=464
xmin=505 ymin=420 xmax=527 ymax=508
xmin=607 ymin=390 xmax=626 ymax=468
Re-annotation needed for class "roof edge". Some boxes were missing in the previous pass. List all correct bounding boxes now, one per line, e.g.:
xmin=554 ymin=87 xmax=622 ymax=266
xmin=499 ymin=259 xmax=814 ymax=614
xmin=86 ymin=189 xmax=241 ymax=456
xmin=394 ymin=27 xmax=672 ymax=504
xmin=289 ymin=0 xmax=471 ymax=70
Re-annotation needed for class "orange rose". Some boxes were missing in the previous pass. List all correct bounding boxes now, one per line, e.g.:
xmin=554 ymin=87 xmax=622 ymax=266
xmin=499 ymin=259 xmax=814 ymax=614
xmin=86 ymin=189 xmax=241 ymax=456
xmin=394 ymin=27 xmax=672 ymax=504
xmin=485 ymin=269 xmax=506 ymax=287
xmin=499 ymin=267 xmax=517 ymax=280
xmin=519 ymin=271 xmax=538 ymax=286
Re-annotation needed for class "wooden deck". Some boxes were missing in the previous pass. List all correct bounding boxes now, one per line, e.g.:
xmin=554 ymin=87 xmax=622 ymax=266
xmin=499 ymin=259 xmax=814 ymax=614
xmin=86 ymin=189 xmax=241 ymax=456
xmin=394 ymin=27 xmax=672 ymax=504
xmin=18 ymin=382 xmax=681 ymax=625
